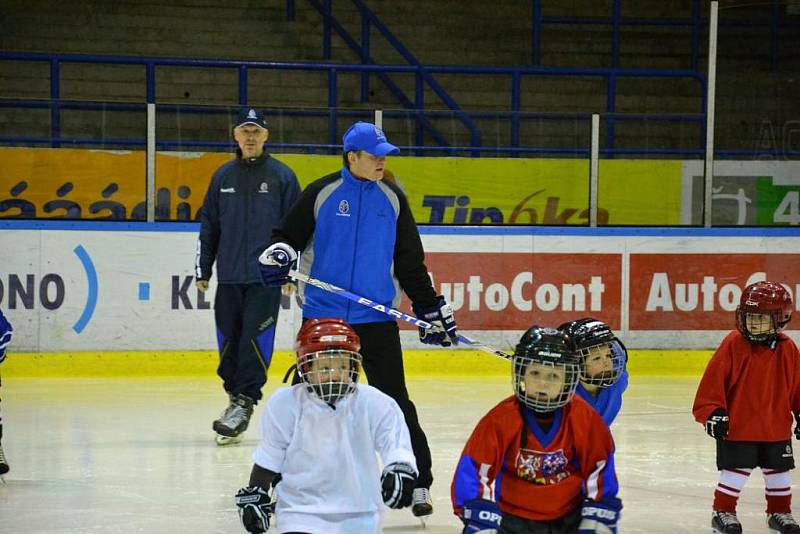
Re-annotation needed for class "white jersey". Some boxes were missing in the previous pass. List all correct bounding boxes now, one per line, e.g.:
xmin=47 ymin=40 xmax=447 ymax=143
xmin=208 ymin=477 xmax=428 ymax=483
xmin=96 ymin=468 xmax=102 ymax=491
xmin=252 ymin=383 xmax=417 ymax=532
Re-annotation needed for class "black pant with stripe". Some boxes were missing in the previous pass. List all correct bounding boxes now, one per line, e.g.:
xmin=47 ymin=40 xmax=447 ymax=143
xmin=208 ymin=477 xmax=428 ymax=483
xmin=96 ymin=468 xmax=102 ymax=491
xmin=293 ymin=320 xmax=434 ymax=489
xmin=215 ymin=283 xmax=281 ymax=403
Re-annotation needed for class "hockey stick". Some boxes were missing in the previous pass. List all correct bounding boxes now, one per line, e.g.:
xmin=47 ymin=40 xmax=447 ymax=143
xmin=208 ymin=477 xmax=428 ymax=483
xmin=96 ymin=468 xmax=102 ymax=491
xmin=287 ymin=269 xmax=513 ymax=361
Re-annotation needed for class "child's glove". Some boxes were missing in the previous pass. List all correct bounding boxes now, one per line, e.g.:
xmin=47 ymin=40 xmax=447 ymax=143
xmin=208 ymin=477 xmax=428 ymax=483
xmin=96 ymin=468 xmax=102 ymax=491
xmin=578 ymin=497 xmax=621 ymax=534
xmin=459 ymin=498 xmax=502 ymax=533
xmin=235 ymin=486 xmax=275 ymax=533
xmin=794 ymin=413 xmax=800 ymax=440
xmin=380 ymin=462 xmax=416 ymax=509
xmin=705 ymin=408 xmax=729 ymax=440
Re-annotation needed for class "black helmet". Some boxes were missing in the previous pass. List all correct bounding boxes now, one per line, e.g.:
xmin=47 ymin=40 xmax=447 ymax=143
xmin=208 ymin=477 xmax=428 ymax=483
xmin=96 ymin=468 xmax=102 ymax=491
xmin=557 ymin=318 xmax=626 ymax=387
xmin=512 ymin=326 xmax=580 ymax=412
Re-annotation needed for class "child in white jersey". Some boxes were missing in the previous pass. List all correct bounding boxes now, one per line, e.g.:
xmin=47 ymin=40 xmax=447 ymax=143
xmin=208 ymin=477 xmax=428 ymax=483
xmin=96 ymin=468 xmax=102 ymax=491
xmin=235 ymin=318 xmax=418 ymax=534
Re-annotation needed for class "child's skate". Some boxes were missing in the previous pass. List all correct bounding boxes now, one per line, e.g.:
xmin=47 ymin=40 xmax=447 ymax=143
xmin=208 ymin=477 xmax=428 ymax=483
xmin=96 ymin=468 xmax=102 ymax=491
xmin=768 ymin=513 xmax=800 ymax=534
xmin=712 ymin=511 xmax=742 ymax=534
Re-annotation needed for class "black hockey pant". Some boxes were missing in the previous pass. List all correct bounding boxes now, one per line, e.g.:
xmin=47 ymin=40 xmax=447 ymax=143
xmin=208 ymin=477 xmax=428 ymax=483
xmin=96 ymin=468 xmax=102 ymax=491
xmin=215 ymin=283 xmax=281 ymax=403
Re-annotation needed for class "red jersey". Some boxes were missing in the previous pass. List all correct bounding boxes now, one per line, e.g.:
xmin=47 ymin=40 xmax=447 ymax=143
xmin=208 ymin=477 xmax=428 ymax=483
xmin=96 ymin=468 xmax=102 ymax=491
xmin=451 ymin=395 xmax=618 ymax=521
xmin=693 ymin=331 xmax=800 ymax=442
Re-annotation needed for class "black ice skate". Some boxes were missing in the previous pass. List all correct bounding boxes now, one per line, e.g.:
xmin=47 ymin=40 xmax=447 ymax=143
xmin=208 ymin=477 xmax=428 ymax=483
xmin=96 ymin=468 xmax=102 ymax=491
xmin=0 ymin=440 xmax=9 ymax=477
xmin=768 ymin=513 xmax=800 ymax=534
xmin=412 ymin=487 xmax=433 ymax=524
xmin=712 ymin=511 xmax=742 ymax=534
xmin=213 ymin=393 xmax=254 ymax=445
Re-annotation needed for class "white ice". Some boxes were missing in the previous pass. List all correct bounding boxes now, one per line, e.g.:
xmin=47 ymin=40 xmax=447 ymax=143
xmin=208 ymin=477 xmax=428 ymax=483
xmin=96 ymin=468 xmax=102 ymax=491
xmin=0 ymin=375 xmax=784 ymax=533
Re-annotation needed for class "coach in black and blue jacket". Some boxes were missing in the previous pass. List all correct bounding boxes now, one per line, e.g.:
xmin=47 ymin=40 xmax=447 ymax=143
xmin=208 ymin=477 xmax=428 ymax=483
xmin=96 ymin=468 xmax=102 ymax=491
xmin=195 ymin=108 xmax=301 ymax=446
xmin=258 ymin=121 xmax=459 ymax=518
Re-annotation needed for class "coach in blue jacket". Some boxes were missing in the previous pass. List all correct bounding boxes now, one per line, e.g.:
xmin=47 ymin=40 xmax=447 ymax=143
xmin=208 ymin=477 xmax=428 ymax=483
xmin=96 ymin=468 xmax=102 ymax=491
xmin=195 ymin=108 xmax=301 ymax=446
xmin=258 ymin=121 xmax=459 ymax=519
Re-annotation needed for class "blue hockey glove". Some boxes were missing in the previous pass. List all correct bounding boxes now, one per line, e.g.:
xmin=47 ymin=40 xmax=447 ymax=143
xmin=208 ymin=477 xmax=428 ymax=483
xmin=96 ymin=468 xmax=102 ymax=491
xmin=412 ymin=296 xmax=459 ymax=346
xmin=460 ymin=498 xmax=502 ymax=533
xmin=257 ymin=243 xmax=297 ymax=287
xmin=0 ymin=308 xmax=12 ymax=364
xmin=705 ymin=408 xmax=729 ymax=440
xmin=381 ymin=462 xmax=417 ymax=509
xmin=578 ymin=497 xmax=621 ymax=534
xmin=235 ymin=486 xmax=275 ymax=533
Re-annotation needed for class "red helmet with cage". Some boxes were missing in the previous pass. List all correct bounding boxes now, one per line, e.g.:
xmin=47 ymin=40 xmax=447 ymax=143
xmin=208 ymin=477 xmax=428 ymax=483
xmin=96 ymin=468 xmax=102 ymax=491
xmin=735 ymin=281 xmax=793 ymax=344
xmin=295 ymin=318 xmax=362 ymax=405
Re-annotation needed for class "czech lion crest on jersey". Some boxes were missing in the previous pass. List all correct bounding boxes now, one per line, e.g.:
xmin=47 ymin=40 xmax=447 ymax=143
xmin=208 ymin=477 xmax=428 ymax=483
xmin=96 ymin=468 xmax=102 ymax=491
xmin=516 ymin=448 xmax=572 ymax=485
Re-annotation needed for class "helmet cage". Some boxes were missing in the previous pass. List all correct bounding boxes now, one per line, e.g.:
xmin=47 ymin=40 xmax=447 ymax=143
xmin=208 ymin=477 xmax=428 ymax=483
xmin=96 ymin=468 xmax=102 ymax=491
xmin=578 ymin=338 xmax=627 ymax=387
xmin=513 ymin=355 xmax=580 ymax=412
xmin=512 ymin=327 xmax=580 ymax=412
xmin=297 ymin=349 xmax=362 ymax=405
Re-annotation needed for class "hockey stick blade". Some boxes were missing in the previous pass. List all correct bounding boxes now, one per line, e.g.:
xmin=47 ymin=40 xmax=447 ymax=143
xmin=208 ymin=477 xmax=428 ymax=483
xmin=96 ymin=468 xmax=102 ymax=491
xmin=288 ymin=269 xmax=512 ymax=361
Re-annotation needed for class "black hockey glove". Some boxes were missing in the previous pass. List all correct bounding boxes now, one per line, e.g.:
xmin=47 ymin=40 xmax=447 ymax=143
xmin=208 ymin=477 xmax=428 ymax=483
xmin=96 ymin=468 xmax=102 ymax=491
xmin=794 ymin=413 xmax=800 ymax=440
xmin=412 ymin=296 xmax=459 ymax=346
xmin=381 ymin=462 xmax=417 ymax=509
xmin=235 ymin=486 xmax=275 ymax=533
xmin=705 ymin=408 xmax=729 ymax=440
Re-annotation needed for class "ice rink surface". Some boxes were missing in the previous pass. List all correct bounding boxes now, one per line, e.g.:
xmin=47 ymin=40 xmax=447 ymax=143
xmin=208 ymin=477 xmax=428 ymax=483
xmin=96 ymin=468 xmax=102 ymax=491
xmin=0 ymin=375 xmax=788 ymax=533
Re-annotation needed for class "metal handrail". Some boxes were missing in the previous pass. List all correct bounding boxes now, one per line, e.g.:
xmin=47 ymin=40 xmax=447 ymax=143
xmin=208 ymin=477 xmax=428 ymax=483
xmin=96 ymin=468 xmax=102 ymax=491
xmin=531 ymin=0 xmax=795 ymax=72
xmin=0 ymin=51 xmax=707 ymax=155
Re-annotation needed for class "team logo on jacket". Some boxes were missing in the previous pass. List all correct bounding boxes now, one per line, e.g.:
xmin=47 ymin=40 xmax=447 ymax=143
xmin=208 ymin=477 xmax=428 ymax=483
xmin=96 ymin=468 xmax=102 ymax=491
xmin=516 ymin=448 xmax=572 ymax=485
xmin=258 ymin=182 xmax=269 ymax=193
xmin=337 ymin=200 xmax=351 ymax=217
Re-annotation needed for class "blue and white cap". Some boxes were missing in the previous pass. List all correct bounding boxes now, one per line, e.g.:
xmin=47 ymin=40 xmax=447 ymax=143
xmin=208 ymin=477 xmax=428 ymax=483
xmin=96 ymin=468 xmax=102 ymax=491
xmin=342 ymin=121 xmax=399 ymax=156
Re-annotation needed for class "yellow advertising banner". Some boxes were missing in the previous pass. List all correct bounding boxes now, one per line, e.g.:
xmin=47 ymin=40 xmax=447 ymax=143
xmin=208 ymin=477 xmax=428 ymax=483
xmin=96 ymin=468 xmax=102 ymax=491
xmin=0 ymin=147 xmax=682 ymax=224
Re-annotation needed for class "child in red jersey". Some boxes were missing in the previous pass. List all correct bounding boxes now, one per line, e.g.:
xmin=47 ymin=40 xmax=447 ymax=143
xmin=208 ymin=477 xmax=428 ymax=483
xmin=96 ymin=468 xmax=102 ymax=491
xmin=693 ymin=281 xmax=800 ymax=534
xmin=451 ymin=326 xmax=621 ymax=534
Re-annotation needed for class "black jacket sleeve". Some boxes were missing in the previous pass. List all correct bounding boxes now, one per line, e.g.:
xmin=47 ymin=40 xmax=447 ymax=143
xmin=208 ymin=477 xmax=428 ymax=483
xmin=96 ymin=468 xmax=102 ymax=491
xmin=196 ymin=170 xmax=221 ymax=281
xmin=280 ymin=169 xmax=302 ymax=215
xmin=392 ymin=186 xmax=438 ymax=308
xmin=271 ymin=173 xmax=338 ymax=252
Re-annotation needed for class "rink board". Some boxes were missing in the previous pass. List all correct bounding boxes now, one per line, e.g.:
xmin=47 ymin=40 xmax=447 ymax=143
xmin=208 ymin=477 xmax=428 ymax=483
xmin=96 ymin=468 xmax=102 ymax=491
xmin=0 ymin=349 xmax=713 ymax=377
xmin=0 ymin=222 xmax=798 ymax=362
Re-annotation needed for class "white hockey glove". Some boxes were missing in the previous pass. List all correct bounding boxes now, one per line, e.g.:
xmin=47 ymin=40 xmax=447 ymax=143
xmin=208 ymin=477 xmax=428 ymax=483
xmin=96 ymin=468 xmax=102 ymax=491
xmin=257 ymin=243 xmax=297 ymax=287
xmin=235 ymin=486 xmax=275 ymax=533
xmin=381 ymin=462 xmax=417 ymax=509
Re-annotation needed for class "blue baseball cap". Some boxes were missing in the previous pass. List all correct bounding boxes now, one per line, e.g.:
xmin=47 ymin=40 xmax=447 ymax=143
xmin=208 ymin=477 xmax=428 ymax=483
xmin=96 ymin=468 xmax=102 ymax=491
xmin=342 ymin=122 xmax=399 ymax=156
xmin=234 ymin=108 xmax=268 ymax=130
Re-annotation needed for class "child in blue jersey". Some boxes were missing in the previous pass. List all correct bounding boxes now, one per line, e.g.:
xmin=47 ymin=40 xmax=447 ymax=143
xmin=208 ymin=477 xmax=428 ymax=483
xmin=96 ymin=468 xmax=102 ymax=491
xmin=558 ymin=318 xmax=628 ymax=426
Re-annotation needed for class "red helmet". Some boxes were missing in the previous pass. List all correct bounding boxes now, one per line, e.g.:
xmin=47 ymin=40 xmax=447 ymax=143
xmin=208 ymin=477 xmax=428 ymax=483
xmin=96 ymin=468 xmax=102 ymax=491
xmin=296 ymin=318 xmax=361 ymax=358
xmin=295 ymin=318 xmax=362 ymax=405
xmin=736 ymin=281 xmax=793 ymax=343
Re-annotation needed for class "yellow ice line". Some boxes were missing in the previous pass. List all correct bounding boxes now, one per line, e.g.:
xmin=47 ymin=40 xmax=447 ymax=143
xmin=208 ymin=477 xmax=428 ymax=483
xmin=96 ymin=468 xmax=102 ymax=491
xmin=0 ymin=350 xmax=713 ymax=378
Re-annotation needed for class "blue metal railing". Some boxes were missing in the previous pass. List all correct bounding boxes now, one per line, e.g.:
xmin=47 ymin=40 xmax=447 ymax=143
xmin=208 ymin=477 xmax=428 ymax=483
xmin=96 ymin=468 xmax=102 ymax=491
xmin=532 ymin=0 xmax=796 ymax=72
xmin=307 ymin=0 xmax=480 ymax=152
xmin=0 ymin=51 xmax=709 ymax=156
